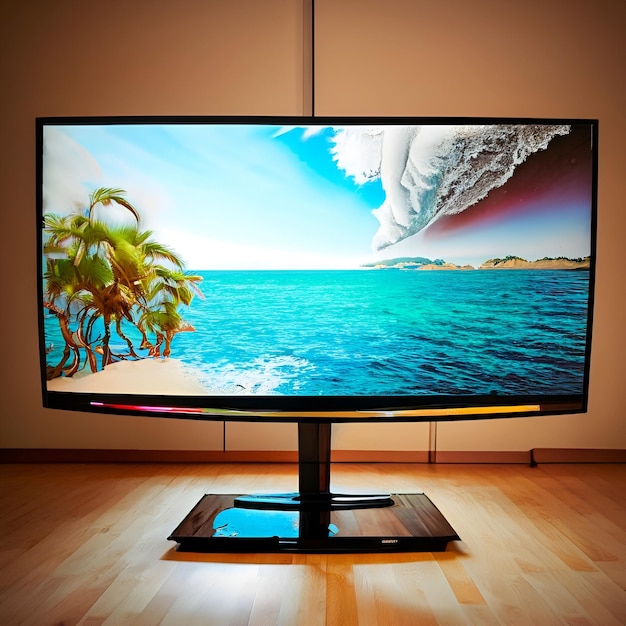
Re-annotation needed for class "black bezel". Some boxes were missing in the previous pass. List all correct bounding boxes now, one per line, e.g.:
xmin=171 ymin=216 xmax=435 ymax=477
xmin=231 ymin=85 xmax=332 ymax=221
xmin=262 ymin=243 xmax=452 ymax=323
xmin=36 ymin=116 xmax=598 ymax=423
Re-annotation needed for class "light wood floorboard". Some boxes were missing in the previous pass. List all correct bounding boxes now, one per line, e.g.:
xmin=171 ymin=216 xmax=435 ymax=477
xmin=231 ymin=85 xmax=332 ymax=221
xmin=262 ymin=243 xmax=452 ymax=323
xmin=0 ymin=462 xmax=624 ymax=625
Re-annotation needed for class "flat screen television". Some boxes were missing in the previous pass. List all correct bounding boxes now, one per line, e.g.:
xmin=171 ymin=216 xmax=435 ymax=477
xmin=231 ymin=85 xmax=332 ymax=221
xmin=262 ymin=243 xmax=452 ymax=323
xmin=36 ymin=116 xmax=598 ymax=552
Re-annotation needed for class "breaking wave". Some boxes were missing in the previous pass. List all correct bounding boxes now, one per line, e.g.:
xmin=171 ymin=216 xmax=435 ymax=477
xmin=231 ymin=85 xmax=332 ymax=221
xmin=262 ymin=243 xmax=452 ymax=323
xmin=330 ymin=124 xmax=571 ymax=250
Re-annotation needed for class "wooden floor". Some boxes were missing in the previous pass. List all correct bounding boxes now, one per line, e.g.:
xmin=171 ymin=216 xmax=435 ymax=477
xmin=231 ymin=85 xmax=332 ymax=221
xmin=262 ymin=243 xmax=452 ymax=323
xmin=0 ymin=462 xmax=624 ymax=625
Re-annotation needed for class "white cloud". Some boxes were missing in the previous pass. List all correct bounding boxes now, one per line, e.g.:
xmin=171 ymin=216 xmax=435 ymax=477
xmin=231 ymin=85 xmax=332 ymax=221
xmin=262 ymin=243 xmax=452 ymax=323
xmin=160 ymin=229 xmax=363 ymax=270
xmin=42 ymin=127 xmax=102 ymax=214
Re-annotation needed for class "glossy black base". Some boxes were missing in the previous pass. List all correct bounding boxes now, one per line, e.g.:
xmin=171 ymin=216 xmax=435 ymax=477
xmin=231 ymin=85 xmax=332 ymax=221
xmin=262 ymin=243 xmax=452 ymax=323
xmin=168 ymin=492 xmax=460 ymax=553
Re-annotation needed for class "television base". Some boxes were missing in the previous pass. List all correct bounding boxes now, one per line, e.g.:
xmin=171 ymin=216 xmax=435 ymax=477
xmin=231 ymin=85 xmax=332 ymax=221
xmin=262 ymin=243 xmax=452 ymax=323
xmin=168 ymin=492 xmax=460 ymax=553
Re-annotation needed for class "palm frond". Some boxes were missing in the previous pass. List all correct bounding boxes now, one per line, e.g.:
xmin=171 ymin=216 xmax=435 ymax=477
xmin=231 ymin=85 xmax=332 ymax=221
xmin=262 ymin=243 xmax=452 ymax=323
xmin=89 ymin=187 xmax=141 ymax=223
xmin=142 ymin=241 xmax=185 ymax=267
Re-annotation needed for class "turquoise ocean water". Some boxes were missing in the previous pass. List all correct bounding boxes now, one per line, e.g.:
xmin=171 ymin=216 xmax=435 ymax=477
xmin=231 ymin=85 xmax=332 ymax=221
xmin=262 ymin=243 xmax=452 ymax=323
xmin=44 ymin=269 xmax=590 ymax=397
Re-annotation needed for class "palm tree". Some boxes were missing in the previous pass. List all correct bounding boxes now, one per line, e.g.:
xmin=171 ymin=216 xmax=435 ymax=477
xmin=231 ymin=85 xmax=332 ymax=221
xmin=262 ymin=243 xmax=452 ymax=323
xmin=95 ymin=224 xmax=202 ymax=364
xmin=43 ymin=188 xmax=203 ymax=376
xmin=136 ymin=268 xmax=203 ymax=357
xmin=43 ymin=221 xmax=111 ymax=375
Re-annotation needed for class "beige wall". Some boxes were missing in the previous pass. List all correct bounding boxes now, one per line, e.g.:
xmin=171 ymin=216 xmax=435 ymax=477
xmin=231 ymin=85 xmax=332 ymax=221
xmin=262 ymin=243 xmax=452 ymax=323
xmin=1 ymin=0 xmax=624 ymax=453
xmin=313 ymin=0 xmax=626 ymax=452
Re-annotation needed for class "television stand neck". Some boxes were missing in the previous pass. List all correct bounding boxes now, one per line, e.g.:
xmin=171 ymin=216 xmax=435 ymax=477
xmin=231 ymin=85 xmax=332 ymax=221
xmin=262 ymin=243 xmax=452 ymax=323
xmin=234 ymin=422 xmax=394 ymax=511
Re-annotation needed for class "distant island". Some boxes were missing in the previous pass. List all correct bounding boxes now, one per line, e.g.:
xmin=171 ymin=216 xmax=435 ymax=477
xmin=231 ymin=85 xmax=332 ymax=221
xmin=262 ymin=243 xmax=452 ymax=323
xmin=478 ymin=255 xmax=591 ymax=270
xmin=361 ymin=255 xmax=591 ymax=271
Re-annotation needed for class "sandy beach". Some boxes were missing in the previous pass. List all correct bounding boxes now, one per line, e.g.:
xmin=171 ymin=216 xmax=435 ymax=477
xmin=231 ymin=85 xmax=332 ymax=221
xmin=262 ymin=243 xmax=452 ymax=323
xmin=46 ymin=358 xmax=211 ymax=395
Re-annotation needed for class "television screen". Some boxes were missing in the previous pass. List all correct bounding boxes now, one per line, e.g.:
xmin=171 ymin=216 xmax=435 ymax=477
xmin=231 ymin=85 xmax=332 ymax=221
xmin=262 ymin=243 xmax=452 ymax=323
xmin=37 ymin=117 xmax=597 ymax=422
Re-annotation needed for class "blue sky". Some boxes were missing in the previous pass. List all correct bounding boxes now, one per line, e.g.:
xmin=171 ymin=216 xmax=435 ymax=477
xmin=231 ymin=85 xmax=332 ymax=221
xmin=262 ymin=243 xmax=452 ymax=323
xmin=43 ymin=122 xmax=593 ymax=270
xmin=46 ymin=123 xmax=384 ymax=269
